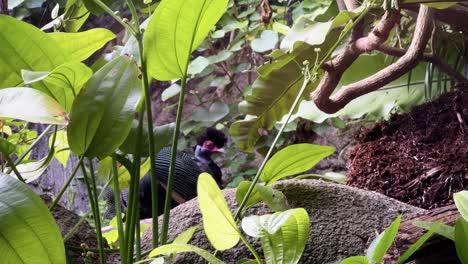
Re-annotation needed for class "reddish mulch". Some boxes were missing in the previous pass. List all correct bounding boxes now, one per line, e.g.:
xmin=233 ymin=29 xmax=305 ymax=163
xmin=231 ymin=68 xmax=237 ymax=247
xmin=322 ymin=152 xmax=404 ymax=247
xmin=347 ymin=87 xmax=468 ymax=209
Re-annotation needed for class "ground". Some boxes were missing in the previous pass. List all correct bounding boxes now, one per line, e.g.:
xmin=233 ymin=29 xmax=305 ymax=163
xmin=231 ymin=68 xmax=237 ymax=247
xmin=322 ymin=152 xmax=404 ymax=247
xmin=347 ymin=87 xmax=468 ymax=209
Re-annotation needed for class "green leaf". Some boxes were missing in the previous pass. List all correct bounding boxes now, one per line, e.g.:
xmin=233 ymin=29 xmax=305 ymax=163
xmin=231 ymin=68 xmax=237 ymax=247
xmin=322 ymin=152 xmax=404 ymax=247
xmin=229 ymin=37 xmax=338 ymax=151
xmin=242 ymin=208 xmax=310 ymax=264
xmin=251 ymin=30 xmax=279 ymax=53
xmin=396 ymin=222 xmax=441 ymax=264
xmin=161 ymin=83 xmax=182 ymax=102
xmin=67 ymin=56 xmax=141 ymax=158
xmin=256 ymin=185 xmax=289 ymax=212
xmin=340 ymin=256 xmax=370 ymax=264
xmin=49 ymin=29 xmax=116 ymax=62
xmin=49 ymin=130 xmax=70 ymax=168
xmin=455 ymin=218 xmax=468 ymax=264
xmin=173 ymin=226 xmax=199 ymax=244
xmin=0 ymin=15 xmax=65 ymax=89
xmin=207 ymin=50 xmax=233 ymax=64
xmin=0 ymin=173 xmax=65 ymax=263
xmin=188 ymin=56 xmax=211 ymax=75
xmin=367 ymin=215 xmax=402 ymax=264
xmin=454 ymin=191 xmax=468 ymax=222
xmin=22 ymin=62 xmax=92 ymax=112
xmin=10 ymin=156 xmax=50 ymax=183
xmin=198 ymin=173 xmax=240 ymax=250
xmin=413 ymin=221 xmax=455 ymax=241
xmin=0 ymin=138 xmax=16 ymax=155
xmin=295 ymin=172 xmax=347 ymax=184
xmin=63 ymin=0 xmax=90 ymax=32
xmin=281 ymin=8 xmax=361 ymax=51
xmin=261 ymin=144 xmax=335 ymax=184
xmin=145 ymin=0 xmax=229 ymax=80
xmin=0 ymin=88 xmax=67 ymax=125
xmin=235 ymin=180 xmax=262 ymax=209
xmin=81 ymin=0 xmax=115 ymax=15
xmin=149 ymin=244 xmax=224 ymax=264
xmin=192 ymin=101 xmax=229 ymax=122
xmin=119 ymin=121 xmax=175 ymax=157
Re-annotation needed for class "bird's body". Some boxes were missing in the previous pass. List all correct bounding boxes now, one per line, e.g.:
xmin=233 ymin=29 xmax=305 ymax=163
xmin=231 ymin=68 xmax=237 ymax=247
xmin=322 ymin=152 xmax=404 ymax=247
xmin=104 ymin=128 xmax=226 ymax=220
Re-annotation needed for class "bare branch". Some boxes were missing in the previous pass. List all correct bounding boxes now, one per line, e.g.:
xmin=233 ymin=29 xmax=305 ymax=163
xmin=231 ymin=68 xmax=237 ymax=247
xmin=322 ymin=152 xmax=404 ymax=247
xmin=312 ymin=5 xmax=437 ymax=114
xmin=377 ymin=45 xmax=467 ymax=82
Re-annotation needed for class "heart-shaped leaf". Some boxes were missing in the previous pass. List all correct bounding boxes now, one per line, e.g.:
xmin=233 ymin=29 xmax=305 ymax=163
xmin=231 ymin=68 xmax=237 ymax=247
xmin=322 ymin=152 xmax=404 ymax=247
xmin=49 ymin=29 xmax=116 ymax=62
xmin=242 ymin=208 xmax=310 ymax=264
xmin=145 ymin=0 xmax=229 ymax=80
xmin=198 ymin=173 xmax=240 ymax=250
xmin=0 ymin=15 xmax=65 ymax=89
xmin=67 ymin=56 xmax=141 ymax=158
xmin=0 ymin=173 xmax=65 ymax=263
xmin=261 ymin=143 xmax=336 ymax=185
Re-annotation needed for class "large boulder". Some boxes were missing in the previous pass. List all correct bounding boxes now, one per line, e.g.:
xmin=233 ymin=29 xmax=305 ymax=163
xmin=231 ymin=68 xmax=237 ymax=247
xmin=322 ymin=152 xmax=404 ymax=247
xmin=141 ymin=179 xmax=426 ymax=263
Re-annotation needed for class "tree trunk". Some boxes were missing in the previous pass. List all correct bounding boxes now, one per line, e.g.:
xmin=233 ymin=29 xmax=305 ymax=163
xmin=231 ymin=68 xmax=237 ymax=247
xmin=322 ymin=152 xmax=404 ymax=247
xmin=387 ymin=204 xmax=460 ymax=264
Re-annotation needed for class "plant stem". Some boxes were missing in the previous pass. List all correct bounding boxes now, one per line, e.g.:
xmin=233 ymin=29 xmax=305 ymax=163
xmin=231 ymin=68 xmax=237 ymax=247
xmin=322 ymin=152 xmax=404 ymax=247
xmin=81 ymin=160 xmax=105 ymax=264
xmin=160 ymin=75 xmax=188 ymax=245
xmin=234 ymin=72 xmax=312 ymax=220
xmin=6 ymin=124 xmax=53 ymax=174
xmin=50 ymin=155 xmax=85 ymax=211
xmin=4 ymin=155 xmax=25 ymax=182
xmin=239 ymin=233 xmax=262 ymax=264
xmin=87 ymin=159 xmax=106 ymax=264
xmin=91 ymin=0 xmax=137 ymax=35
xmin=136 ymin=30 xmax=159 ymax=248
xmin=112 ymin=154 xmax=127 ymax=264
xmin=64 ymin=210 xmax=91 ymax=241
xmin=125 ymin=106 xmax=146 ymax=263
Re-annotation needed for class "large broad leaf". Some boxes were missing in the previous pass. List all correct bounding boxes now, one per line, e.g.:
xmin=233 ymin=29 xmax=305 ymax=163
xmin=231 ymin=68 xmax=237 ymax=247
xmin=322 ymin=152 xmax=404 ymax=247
xmin=198 ymin=173 xmax=240 ymax=250
xmin=367 ymin=215 xmax=401 ymax=263
xmin=192 ymin=101 xmax=229 ymax=122
xmin=242 ymin=208 xmax=310 ymax=264
xmin=0 ymin=88 xmax=67 ymax=125
xmin=454 ymin=191 xmax=468 ymax=222
xmin=22 ymin=62 xmax=92 ymax=112
xmin=281 ymin=8 xmax=361 ymax=51
xmin=67 ymin=56 xmax=141 ymax=158
xmin=149 ymin=244 xmax=224 ymax=264
xmin=0 ymin=15 xmax=65 ymax=89
xmin=144 ymin=0 xmax=229 ymax=80
xmin=455 ymin=218 xmax=468 ymax=264
xmin=235 ymin=180 xmax=262 ymax=210
xmin=49 ymin=29 xmax=116 ymax=62
xmin=0 ymin=173 xmax=65 ymax=263
xmin=261 ymin=143 xmax=335 ymax=184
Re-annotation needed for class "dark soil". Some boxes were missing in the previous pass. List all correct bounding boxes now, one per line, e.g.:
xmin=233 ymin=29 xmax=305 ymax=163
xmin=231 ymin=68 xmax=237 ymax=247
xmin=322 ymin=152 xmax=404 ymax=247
xmin=347 ymin=87 xmax=468 ymax=209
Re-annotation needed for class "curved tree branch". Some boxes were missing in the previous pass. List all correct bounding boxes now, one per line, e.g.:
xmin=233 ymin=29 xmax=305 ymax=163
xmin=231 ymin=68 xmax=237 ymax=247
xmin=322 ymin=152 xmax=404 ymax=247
xmin=312 ymin=5 xmax=439 ymax=114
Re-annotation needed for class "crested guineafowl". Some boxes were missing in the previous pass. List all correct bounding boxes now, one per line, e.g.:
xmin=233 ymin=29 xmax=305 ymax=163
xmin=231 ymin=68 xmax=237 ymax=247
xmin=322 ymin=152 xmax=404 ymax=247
xmin=104 ymin=128 xmax=227 ymax=219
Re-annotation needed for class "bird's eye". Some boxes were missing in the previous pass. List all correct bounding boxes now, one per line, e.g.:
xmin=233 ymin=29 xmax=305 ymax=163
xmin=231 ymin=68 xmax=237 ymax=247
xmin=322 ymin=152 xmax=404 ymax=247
xmin=205 ymin=140 xmax=214 ymax=149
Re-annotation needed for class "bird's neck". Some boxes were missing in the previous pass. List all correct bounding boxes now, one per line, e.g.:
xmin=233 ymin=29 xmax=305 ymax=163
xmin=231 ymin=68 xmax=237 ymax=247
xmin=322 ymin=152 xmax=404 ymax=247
xmin=194 ymin=145 xmax=212 ymax=163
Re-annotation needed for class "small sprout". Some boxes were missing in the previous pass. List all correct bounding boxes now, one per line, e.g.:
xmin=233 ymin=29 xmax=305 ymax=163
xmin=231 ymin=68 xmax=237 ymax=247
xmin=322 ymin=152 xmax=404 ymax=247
xmin=122 ymin=18 xmax=129 ymax=23
xmin=114 ymin=11 xmax=120 ymax=16
xmin=314 ymin=48 xmax=321 ymax=53
xmin=302 ymin=60 xmax=310 ymax=66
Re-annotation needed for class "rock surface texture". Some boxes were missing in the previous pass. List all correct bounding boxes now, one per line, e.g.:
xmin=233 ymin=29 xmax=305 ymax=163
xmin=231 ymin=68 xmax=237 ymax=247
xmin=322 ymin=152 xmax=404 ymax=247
xmin=141 ymin=179 xmax=426 ymax=263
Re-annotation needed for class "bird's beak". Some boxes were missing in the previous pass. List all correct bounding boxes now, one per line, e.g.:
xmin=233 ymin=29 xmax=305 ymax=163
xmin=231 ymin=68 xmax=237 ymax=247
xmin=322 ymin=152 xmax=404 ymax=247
xmin=213 ymin=147 xmax=225 ymax=153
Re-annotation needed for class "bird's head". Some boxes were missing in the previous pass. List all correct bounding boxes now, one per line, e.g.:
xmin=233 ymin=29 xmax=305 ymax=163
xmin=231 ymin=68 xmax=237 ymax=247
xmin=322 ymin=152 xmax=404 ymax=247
xmin=196 ymin=128 xmax=227 ymax=155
